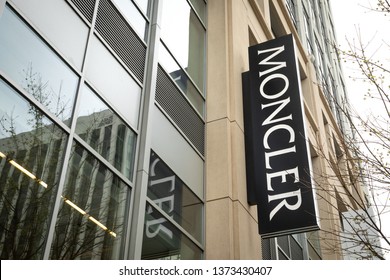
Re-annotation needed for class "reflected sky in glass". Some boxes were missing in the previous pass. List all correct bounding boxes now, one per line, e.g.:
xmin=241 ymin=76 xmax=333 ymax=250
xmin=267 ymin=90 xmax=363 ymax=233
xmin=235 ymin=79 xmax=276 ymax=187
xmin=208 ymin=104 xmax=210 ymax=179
xmin=76 ymin=84 xmax=137 ymax=180
xmin=159 ymin=43 xmax=204 ymax=116
xmin=134 ymin=0 xmax=150 ymax=16
xmin=160 ymin=0 xmax=205 ymax=92
xmin=0 ymin=79 xmax=54 ymax=139
xmin=0 ymin=7 xmax=78 ymax=124
xmin=112 ymin=0 xmax=148 ymax=41
xmin=0 ymin=78 xmax=67 ymax=259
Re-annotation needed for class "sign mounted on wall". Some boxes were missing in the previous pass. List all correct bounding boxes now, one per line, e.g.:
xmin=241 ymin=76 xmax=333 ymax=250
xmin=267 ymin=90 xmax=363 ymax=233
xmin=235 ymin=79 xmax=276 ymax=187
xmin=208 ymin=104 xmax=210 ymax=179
xmin=242 ymin=34 xmax=320 ymax=238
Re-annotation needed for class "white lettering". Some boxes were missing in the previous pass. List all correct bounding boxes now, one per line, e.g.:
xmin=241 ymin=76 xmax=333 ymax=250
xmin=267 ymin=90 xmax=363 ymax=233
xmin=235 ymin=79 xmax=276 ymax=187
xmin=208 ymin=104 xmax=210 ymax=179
xmin=150 ymin=175 xmax=175 ymax=192
xmin=266 ymin=167 xmax=300 ymax=191
xmin=146 ymin=160 xmax=176 ymax=240
xmin=258 ymin=45 xmax=286 ymax=77
xmin=268 ymin=190 xmax=302 ymax=221
xmin=266 ymin=167 xmax=302 ymax=220
xmin=145 ymin=217 xmax=173 ymax=239
xmin=153 ymin=194 xmax=175 ymax=213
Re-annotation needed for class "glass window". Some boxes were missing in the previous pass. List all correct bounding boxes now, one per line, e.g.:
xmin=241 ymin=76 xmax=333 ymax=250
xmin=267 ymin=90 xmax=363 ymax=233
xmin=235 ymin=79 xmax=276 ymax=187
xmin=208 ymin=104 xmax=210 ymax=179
xmin=0 ymin=79 xmax=67 ymax=259
xmin=160 ymin=0 xmax=205 ymax=93
xmin=50 ymin=141 xmax=131 ymax=260
xmin=159 ymin=43 xmax=204 ymax=116
xmin=76 ymin=85 xmax=137 ymax=181
xmin=147 ymin=152 xmax=203 ymax=243
xmin=142 ymin=203 xmax=202 ymax=260
xmin=0 ymin=6 xmax=79 ymax=124
xmin=134 ymin=0 xmax=150 ymax=16
xmin=188 ymin=0 xmax=206 ymax=24
xmin=289 ymin=235 xmax=304 ymax=260
xmin=112 ymin=0 xmax=148 ymax=41
xmin=85 ymin=35 xmax=141 ymax=129
xmin=11 ymin=0 xmax=89 ymax=70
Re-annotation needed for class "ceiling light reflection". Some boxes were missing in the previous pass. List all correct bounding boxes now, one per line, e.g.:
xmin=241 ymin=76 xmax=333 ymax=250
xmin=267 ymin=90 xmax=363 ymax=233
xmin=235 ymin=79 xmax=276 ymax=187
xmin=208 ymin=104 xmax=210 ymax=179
xmin=1 ymin=150 xmax=117 ymax=238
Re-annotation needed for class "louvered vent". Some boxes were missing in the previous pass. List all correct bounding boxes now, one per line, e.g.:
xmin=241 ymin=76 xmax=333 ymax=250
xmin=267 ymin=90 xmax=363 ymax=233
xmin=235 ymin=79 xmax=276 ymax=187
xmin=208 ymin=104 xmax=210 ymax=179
xmin=156 ymin=66 xmax=205 ymax=156
xmin=70 ymin=0 xmax=95 ymax=23
xmin=261 ymin=238 xmax=272 ymax=260
xmin=95 ymin=0 xmax=146 ymax=82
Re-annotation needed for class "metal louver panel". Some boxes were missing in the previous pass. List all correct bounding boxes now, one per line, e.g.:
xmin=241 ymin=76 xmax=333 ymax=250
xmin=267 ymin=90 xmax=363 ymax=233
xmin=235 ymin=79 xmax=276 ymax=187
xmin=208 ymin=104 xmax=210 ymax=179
xmin=261 ymin=238 xmax=272 ymax=260
xmin=156 ymin=66 xmax=205 ymax=156
xmin=95 ymin=0 xmax=146 ymax=83
xmin=70 ymin=0 xmax=96 ymax=23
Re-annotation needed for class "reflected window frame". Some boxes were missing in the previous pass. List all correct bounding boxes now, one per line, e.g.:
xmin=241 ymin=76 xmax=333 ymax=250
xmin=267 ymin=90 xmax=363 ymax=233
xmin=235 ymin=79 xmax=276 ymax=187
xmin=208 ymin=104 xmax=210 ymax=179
xmin=49 ymin=140 xmax=132 ymax=260
xmin=158 ymin=41 xmax=205 ymax=117
xmin=75 ymin=83 xmax=137 ymax=182
xmin=160 ymin=0 xmax=206 ymax=94
xmin=141 ymin=202 xmax=203 ymax=260
xmin=0 ymin=77 xmax=68 ymax=260
xmin=0 ymin=5 xmax=79 ymax=126
xmin=111 ymin=0 xmax=150 ymax=42
xmin=147 ymin=151 xmax=204 ymax=244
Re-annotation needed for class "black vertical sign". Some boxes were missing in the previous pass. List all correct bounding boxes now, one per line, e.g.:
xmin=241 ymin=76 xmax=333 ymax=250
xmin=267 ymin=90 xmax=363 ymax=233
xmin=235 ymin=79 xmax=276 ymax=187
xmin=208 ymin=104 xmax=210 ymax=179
xmin=243 ymin=34 xmax=319 ymax=238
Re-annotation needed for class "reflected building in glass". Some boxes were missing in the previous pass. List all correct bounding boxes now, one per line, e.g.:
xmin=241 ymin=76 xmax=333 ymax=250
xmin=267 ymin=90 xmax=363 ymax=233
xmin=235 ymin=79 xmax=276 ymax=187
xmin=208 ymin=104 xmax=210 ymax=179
xmin=0 ymin=0 xmax=368 ymax=260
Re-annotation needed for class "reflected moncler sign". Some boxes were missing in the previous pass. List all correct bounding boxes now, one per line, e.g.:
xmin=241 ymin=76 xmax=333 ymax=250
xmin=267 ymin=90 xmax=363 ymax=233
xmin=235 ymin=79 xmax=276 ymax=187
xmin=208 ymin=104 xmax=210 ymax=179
xmin=242 ymin=34 xmax=320 ymax=238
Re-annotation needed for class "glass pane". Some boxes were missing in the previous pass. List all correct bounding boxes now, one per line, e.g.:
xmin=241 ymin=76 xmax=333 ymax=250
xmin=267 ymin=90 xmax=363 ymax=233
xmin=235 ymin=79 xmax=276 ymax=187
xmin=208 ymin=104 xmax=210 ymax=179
xmin=277 ymin=235 xmax=290 ymax=257
xmin=0 ymin=79 xmax=67 ymax=259
xmin=188 ymin=0 xmax=206 ymax=23
xmin=112 ymin=0 xmax=148 ymax=41
xmin=159 ymin=43 xmax=204 ymax=116
xmin=142 ymin=203 xmax=202 ymax=260
xmin=278 ymin=248 xmax=289 ymax=260
xmin=76 ymin=85 xmax=136 ymax=181
xmin=85 ymin=35 xmax=141 ymax=128
xmin=148 ymin=152 xmax=203 ymax=243
xmin=289 ymin=235 xmax=304 ymax=260
xmin=10 ymin=0 xmax=89 ymax=70
xmin=161 ymin=0 xmax=205 ymax=92
xmin=134 ymin=0 xmax=150 ymax=16
xmin=50 ymin=142 xmax=130 ymax=260
xmin=0 ymin=6 xmax=79 ymax=124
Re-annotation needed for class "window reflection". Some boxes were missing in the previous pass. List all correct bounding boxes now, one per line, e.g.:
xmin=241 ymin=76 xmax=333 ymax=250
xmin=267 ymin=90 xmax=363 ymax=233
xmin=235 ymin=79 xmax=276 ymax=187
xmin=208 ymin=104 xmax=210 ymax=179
xmin=76 ymin=85 xmax=136 ymax=181
xmin=188 ymin=0 xmax=206 ymax=24
xmin=147 ymin=152 xmax=203 ymax=243
xmin=85 ymin=35 xmax=141 ymax=128
xmin=160 ymin=0 xmax=205 ymax=92
xmin=0 ymin=79 xmax=67 ymax=259
xmin=112 ymin=0 xmax=148 ymax=41
xmin=0 ymin=6 xmax=79 ymax=124
xmin=134 ymin=0 xmax=150 ymax=16
xmin=11 ymin=0 xmax=89 ymax=70
xmin=142 ymin=203 xmax=202 ymax=260
xmin=159 ymin=43 xmax=204 ymax=116
xmin=50 ymin=141 xmax=130 ymax=260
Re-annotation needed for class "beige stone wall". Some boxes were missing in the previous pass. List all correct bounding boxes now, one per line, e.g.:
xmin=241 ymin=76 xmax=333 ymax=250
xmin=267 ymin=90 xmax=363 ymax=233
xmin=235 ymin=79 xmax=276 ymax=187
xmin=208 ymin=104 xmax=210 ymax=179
xmin=205 ymin=0 xmax=353 ymax=260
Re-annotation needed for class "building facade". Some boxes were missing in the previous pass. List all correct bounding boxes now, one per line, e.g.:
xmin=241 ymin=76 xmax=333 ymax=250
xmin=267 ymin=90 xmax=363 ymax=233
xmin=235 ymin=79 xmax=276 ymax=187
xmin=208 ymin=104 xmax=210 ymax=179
xmin=0 ymin=0 xmax=366 ymax=260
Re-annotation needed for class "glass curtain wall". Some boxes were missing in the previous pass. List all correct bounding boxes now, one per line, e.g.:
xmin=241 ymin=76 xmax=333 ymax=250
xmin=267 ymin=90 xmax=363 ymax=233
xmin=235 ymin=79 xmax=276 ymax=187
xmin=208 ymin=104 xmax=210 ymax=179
xmin=0 ymin=0 xmax=149 ymax=259
xmin=141 ymin=0 xmax=206 ymax=260
xmin=0 ymin=0 xmax=205 ymax=260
